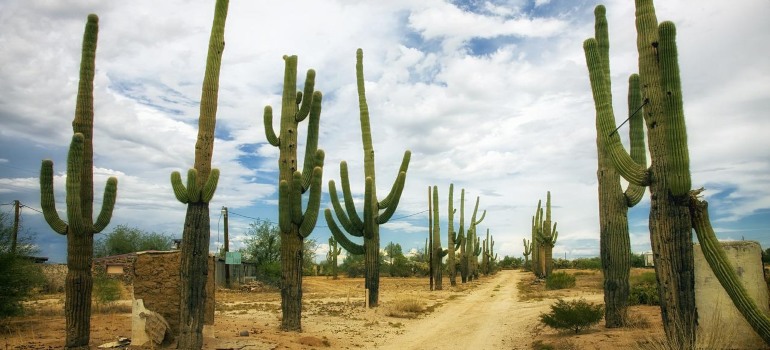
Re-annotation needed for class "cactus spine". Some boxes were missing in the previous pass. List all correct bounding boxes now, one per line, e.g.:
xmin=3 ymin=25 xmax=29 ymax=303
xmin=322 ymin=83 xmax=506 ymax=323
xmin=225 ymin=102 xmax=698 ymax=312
xmin=39 ymin=14 xmax=117 ymax=348
xmin=587 ymin=5 xmax=649 ymax=329
xmin=263 ymin=53 xmax=325 ymax=331
xmin=324 ymin=48 xmax=410 ymax=307
xmin=327 ymin=237 xmax=341 ymax=280
xmin=585 ymin=0 xmax=702 ymax=344
xmin=168 ymin=1 xmax=228 ymax=346
xmin=447 ymin=184 xmax=462 ymax=286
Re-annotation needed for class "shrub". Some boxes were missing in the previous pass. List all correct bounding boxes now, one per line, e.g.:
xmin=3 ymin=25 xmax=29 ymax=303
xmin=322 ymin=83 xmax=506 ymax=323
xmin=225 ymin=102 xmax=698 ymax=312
xmin=385 ymin=298 xmax=425 ymax=318
xmin=545 ymin=271 xmax=576 ymax=290
xmin=539 ymin=298 xmax=604 ymax=333
xmin=571 ymin=257 xmax=602 ymax=270
xmin=92 ymin=275 xmax=122 ymax=311
xmin=628 ymin=271 xmax=660 ymax=306
xmin=0 ymin=254 xmax=45 ymax=318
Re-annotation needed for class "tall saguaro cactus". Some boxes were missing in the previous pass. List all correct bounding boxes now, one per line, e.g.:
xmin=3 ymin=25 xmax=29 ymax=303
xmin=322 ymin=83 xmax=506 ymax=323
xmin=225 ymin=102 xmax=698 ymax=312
xmin=431 ymin=186 xmax=448 ymax=290
xmin=169 ymin=0 xmax=227 ymax=347
xmin=522 ymin=238 xmax=532 ymax=270
xmin=263 ymin=54 xmax=325 ymax=331
xmin=325 ymin=48 xmax=410 ymax=308
xmin=584 ymin=0 xmax=695 ymax=345
xmin=446 ymin=184 xmax=462 ymax=286
xmin=39 ymin=14 xmax=117 ymax=349
xmin=587 ymin=5 xmax=648 ymax=329
xmin=537 ymin=192 xmax=558 ymax=277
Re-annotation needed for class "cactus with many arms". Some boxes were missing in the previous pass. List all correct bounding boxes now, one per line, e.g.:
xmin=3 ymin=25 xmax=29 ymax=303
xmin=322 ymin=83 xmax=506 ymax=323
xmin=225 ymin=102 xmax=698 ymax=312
xmin=39 ymin=14 xmax=117 ymax=348
xmin=324 ymin=48 xmax=410 ymax=307
xmin=461 ymin=195 xmax=485 ymax=283
xmin=167 ymin=1 xmax=228 ymax=346
xmin=263 ymin=53 xmax=324 ymax=331
xmin=537 ymin=192 xmax=558 ymax=277
xmin=483 ymin=229 xmax=497 ymax=275
xmin=327 ymin=237 xmax=341 ymax=280
xmin=588 ymin=5 xmax=648 ymax=329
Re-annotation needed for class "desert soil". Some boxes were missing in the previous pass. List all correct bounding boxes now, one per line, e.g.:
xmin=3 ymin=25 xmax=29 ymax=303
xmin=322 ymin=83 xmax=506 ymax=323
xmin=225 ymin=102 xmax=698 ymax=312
xmin=2 ymin=269 xmax=665 ymax=349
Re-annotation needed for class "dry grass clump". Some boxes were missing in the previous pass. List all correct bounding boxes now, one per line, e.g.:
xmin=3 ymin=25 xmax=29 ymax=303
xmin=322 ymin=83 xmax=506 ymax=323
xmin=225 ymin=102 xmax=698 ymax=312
xmin=385 ymin=298 xmax=425 ymax=319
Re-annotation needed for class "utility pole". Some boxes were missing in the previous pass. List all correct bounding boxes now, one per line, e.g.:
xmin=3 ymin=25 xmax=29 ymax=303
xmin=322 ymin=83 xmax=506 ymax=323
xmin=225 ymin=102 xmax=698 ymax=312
xmin=428 ymin=186 xmax=433 ymax=291
xmin=12 ymin=200 xmax=20 ymax=253
xmin=222 ymin=206 xmax=230 ymax=289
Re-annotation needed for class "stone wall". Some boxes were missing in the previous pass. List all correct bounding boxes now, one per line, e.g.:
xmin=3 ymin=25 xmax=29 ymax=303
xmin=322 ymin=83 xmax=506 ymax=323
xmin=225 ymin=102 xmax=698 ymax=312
xmin=39 ymin=263 xmax=67 ymax=293
xmin=694 ymin=241 xmax=769 ymax=349
xmin=93 ymin=253 xmax=138 ymax=284
xmin=133 ymin=251 xmax=215 ymax=338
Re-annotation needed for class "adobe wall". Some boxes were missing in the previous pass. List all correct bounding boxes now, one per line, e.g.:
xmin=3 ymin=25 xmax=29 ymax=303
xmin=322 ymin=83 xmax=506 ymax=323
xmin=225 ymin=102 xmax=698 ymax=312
xmin=133 ymin=251 xmax=215 ymax=338
xmin=694 ymin=241 xmax=769 ymax=349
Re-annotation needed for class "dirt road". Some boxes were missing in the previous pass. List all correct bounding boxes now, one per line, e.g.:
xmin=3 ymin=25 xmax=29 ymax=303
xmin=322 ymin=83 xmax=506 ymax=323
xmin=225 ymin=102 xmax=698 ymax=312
xmin=378 ymin=269 xmax=550 ymax=350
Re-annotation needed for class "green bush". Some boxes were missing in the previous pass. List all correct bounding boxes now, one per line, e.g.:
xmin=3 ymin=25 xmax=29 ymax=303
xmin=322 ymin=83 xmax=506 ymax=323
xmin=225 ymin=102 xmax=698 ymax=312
xmin=539 ymin=298 xmax=604 ymax=333
xmin=92 ymin=275 xmax=122 ymax=310
xmin=0 ymin=254 xmax=45 ymax=318
xmin=571 ymin=257 xmax=602 ymax=270
xmin=545 ymin=271 xmax=576 ymax=290
xmin=628 ymin=271 xmax=660 ymax=306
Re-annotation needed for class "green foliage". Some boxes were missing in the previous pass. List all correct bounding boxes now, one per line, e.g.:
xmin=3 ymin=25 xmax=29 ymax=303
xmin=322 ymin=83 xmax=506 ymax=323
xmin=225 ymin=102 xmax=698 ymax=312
xmin=384 ymin=242 xmax=411 ymax=277
xmin=0 ymin=211 xmax=45 ymax=319
xmin=498 ymin=255 xmax=523 ymax=269
xmin=539 ymin=298 xmax=604 ymax=334
xmin=545 ymin=271 xmax=576 ymax=290
xmin=553 ymin=258 xmax=571 ymax=270
xmin=94 ymin=225 xmax=172 ymax=257
xmin=302 ymin=238 xmax=318 ymax=276
xmin=92 ymin=275 xmax=121 ymax=310
xmin=762 ymin=248 xmax=770 ymax=265
xmin=629 ymin=271 xmax=660 ymax=306
xmin=240 ymin=220 xmax=281 ymax=285
xmin=571 ymin=257 xmax=602 ymax=270
xmin=341 ymin=253 xmax=365 ymax=278
xmin=630 ymin=252 xmax=647 ymax=268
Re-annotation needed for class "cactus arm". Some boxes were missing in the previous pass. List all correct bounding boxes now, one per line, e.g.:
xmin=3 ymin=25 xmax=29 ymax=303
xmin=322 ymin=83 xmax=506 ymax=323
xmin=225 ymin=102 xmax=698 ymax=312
xmin=379 ymin=150 xmax=411 ymax=208
xmin=185 ymin=168 xmax=200 ymax=202
xmin=300 ymin=94 xmax=323 ymax=192
xmin=658 ymin=22 xmax=691 ymax=196
xmin=475 ymin=209 xmax=486 ymax=226
xmin=65 ymin=134 xmax=86 ymax=235
xmin=92 ymin=176 xmax=117 ymax=233
xmin=624 ymin=73 xmax=647 ymax=206
xmin=200 ymin=168 xmax=219 ymax=203
xmin=689 ymin=192 xmax=770 ymax=344
xmin=263 ymin=106 xmax=280 ymax=147
xmin=170 ymin=171 xmax=189 ymax=204
xmin=339 ymin=161 xmax=364 ymax=229
xmin=325 ymin=209 xmax=365 ymax=255
xmin=327 ymin=180 xmax=362 ymax=236
xmin=278 ymin=180 xmax=291 ymax=233
xmin=376 ymin=171 xmax=406 ymax=224
xmin=584 ymin=38 xmax=650 ymax=187
xmin=295 ymin=69 xmax=316 ymax=122
xmin=298 ymin=166 xmax=323 ymax=238
xmin=40 ymin=160 xmax=68 ymax=235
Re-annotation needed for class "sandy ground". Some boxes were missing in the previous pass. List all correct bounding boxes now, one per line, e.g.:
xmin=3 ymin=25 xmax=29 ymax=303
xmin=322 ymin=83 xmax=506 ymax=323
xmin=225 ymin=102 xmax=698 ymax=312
xmin=2 ymin=269 xmax=667 ymax=349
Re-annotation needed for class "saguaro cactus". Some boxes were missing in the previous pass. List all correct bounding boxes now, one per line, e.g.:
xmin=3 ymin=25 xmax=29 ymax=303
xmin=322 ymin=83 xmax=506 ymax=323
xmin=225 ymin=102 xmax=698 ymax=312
xmin=584 ymin=1 xmax=696 ymax=344
xmin=431 ymin=186 xmax=448 ymax=290
xmin=263 ymin=53 xmax=324 ymax=331
xmin=324 ymin=48 xmax=410 ymax=308
xmin=482 ymin=229 xmax=497 ymax=275
xmin=531 ymin=200 xmax=543 ymax=278
xmin=327 ymin=237 xmax=341 ymax=280
xmin=461 ymin=195 xmax=485 ymax=283
xmin=537 ymin=192 xmax=558 ymax=277
xmin=168 ymin=0 xmax=227 ymax=347
xmin=523 ymin=238 xmax=532 ymax=270
xmin=446 ymin=184 xmax=462 ymax=286
xmin=39 ymin=14 xmax=117 ymax=348
xmin=587 ymin=5 xmax=649 ymax=329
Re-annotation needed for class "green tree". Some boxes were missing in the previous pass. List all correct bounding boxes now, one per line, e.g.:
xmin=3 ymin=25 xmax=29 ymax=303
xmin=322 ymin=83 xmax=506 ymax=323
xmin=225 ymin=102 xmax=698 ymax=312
xmin=0 ymin=211 xmax=45 ymax=319
xmin=94 ymin=225 xmax=172 ymax=257
xmin=341 ymin=252 xmax=365 ymax=278
xmin=241 ymin=220 xmax=281 ymax=286
xmin=302 ymin=238 xmax=319 ymax=276
xmin=384 ymin=242 xmax=410 ymax=277
xmin=498 ymin=255 xmax=523 ymax=269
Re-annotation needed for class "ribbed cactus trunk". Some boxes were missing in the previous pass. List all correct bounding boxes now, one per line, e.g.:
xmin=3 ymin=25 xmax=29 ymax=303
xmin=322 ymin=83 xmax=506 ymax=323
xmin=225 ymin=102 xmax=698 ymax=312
xmin=431 ymin=186 xmax=446 ymax=290
xmin=458 ymin=189 xmax=468 ymax=283
xmin=169 ymin=1 xmax=228 ymax=347
xmin=589 ymin=6 xmax=649 ymax=328
xmin=585 ymin=0 xmax=695 ymax=344
xmin=39 ymin=14 xmax=118 ymax=349
xmin=328 ymin=237 xmax=341 ymax=280
xmin=263 ymin=53 xmax=325 ymax=331
xmin=447 ymin=184 xmax=459 ymax=286
xmin=464 ymin=196 xmax=485 ymax=282
xmin=325 ymin=49 xmax=410 ymax=308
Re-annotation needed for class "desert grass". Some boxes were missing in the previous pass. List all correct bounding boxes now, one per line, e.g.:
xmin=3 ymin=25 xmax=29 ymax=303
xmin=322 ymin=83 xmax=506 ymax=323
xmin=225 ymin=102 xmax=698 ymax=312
xmin=385 ymin=298 xmax=425 ymax=319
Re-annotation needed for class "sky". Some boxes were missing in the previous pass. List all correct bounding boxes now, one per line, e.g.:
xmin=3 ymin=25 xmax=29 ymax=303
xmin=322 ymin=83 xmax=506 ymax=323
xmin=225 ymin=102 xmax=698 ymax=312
xmin=0 ymin=0 xmax=768 ymax=264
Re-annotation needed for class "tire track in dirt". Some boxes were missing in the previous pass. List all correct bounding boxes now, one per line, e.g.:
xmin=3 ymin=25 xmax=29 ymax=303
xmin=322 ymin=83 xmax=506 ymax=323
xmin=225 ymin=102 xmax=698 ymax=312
xmin=377 ymin=270 xmax=549 ymax=350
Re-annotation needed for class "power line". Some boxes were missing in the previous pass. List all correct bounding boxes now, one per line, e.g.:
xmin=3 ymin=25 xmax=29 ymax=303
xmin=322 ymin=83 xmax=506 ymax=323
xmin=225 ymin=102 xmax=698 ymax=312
xmin=227 ymin=208 xmax=429 ymax=229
